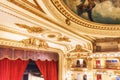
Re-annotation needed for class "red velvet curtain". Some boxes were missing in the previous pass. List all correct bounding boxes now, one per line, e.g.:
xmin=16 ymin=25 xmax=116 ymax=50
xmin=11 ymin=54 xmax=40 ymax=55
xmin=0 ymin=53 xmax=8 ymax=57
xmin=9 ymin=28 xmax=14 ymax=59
xmin=0 ymin=58 xmax=10 ymax=80
xmin=47 ymin=60 xmax=58 ymax=80
xmin=0 ymin=58 xmax=28 ymax=80
xmin=36 ymin=60 xmax=47 ymax=80
xmin=36 ymin=60 xmax=58 ymax=80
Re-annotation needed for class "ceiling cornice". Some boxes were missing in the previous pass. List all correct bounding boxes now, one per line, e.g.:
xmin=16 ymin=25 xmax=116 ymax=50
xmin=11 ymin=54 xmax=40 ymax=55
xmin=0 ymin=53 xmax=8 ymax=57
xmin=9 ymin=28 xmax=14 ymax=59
xmin=0 ymin=38 xmax=64 ymax=54
xmin=0 ymin=24 xmax=70 ymax=52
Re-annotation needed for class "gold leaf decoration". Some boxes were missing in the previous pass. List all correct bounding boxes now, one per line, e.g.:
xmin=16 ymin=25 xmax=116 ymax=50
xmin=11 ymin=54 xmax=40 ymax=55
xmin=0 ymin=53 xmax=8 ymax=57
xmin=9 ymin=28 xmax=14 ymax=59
xmin=57 ymin=36 xmax=70 ymax=42
xmin=21 ymin=38 xmax=49 ymax=48
xmin=47 ymin=34 xmax=56 ymax=38
xmin=65 ymin=18 xmax=71 ymax=25
xmin=15 ymin=23 xmax=44 ymax=33
xmin=71 ymin=45 xmax=88 ymax=52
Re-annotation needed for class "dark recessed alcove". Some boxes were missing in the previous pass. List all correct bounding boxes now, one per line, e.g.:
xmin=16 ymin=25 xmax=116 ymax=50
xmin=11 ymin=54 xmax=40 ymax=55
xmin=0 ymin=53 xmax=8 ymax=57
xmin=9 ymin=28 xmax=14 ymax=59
xmin=23 ymin=60 xmax=42 ymax=80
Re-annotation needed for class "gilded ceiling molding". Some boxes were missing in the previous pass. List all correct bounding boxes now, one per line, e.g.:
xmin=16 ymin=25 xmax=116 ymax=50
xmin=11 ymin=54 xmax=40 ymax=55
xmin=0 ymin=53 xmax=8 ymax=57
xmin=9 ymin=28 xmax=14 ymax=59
xmin=51 ymin=0 xmax=120 ymax=30
xmin=0 ymin=24 xmax=33 ymax=38
xmin=0 ymin=0 xmax=93 ymax=51
xmin=15 ymin=23 xmax=44 ymax=33
xmin=1 ymin=0 xmax=57 ymax=29
xmin=8 ymin=0 xmax=45 ymax=13
xmin=0 ymin=38 xmax=25 ymax=48
xmin=21 ymin=38 xmax=49 ymax=49
xmin=8 ymin=0 xmax=48 ymax=20
xmin=0 ymin=24 xmax=23 ymax=35
xmin=33 ymin=0 xmax=45 ymax=13
xmin=24 ymin=0 xmax=45 ymax=13
xmin=0 ymin=38 xmax=50 ymax=51
xmin=0 ymin=24 xmax=70 ymax=52
xmin=0 ymin=5 xmax=44 ymax=28
xmin=0 ymin=0 xmax=95 ymax=45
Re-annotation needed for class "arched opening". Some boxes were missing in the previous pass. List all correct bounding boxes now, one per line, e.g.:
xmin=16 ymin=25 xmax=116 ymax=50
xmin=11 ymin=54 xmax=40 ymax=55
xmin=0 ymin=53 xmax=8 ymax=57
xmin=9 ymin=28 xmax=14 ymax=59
xmin=23 ymin=59 xmax=43 ymax=80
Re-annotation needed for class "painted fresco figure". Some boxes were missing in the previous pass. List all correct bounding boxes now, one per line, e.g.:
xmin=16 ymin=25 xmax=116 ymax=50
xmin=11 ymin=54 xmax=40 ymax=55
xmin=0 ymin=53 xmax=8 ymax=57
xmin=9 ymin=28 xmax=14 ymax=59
xmin=77 ymin=0 xmax=96 ymax=21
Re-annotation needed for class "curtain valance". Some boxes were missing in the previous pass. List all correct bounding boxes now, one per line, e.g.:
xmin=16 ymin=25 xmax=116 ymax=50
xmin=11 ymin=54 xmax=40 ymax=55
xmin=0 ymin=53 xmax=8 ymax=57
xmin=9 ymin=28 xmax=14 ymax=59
xmin=0 ymin=47 xmax=58 ymax=61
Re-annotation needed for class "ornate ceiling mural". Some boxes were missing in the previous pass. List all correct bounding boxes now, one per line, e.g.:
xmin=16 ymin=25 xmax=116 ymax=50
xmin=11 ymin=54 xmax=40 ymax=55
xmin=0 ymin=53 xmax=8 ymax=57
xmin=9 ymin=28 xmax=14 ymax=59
xmin=64 ymin=0 xmax=120 ymax=24
xmin=48 ymin=0 xmax=120 ymax=38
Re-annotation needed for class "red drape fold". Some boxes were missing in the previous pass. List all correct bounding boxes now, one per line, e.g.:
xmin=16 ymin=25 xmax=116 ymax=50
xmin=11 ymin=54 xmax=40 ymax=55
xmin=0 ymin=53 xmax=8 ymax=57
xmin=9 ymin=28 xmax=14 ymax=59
xmin=0 ymin=58 xmax=11 ymax=80
xmin=36 ymin=60 xmax=58 ymax=80
xmin=0 ymin=58 xmax=28 ymax=80
xmin=35 ymin=60 xmax=47 ymax=80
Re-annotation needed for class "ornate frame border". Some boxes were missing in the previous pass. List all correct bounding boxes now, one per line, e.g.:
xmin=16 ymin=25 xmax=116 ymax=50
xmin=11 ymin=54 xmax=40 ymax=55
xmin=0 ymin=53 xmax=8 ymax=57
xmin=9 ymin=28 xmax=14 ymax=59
xmin=51 ymin=0 xmax=120 ymax=30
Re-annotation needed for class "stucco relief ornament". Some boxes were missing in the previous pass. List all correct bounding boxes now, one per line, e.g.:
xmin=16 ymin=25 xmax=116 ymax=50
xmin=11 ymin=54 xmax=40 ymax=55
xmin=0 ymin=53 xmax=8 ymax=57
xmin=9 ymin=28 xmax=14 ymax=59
xmin=87 ymin=56 xmax=92 ymax=61
xmin=70 ymin=44 xmax=87 ymax=52
xmin=57 ymin=36 xmax=70 ymax=42
xmin=21 ymin=38 xmax=49 ymax=48
xmin=15 ymin=23 xmax=44 ymax=33
xmin=65 ymin=18 xmax=71 ymax=25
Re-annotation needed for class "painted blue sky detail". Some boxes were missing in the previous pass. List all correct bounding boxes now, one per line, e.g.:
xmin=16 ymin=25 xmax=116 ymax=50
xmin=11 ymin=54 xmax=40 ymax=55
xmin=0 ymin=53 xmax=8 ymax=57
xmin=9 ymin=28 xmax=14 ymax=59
xmin=64 ymin=0 xmax=120 ymax=24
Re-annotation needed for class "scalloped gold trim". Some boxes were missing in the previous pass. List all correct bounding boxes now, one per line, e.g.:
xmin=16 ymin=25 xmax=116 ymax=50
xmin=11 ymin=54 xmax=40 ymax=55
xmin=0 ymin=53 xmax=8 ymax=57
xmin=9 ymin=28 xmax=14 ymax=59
xmin=51 ymin=0 xmax=120 ymax=30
